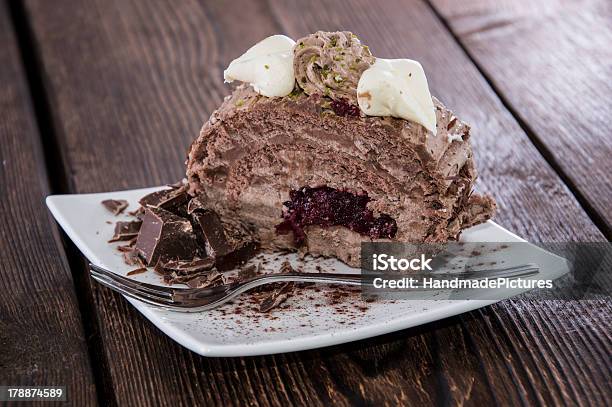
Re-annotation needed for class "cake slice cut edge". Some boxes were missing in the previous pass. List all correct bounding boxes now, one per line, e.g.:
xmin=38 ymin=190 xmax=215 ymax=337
xmin=186 ymin=85 xmax=496 ymax=267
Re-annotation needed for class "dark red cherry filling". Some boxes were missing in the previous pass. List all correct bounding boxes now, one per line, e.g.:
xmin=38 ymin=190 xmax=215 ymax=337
xmin=275 ymin=186 xmax=397 ymax=245
xmin=330 ymin=98 xmax=360 ymax=117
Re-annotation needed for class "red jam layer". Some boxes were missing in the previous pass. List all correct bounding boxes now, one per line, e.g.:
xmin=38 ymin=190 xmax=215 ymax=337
xmin=275 ymin=186 xmax=397 ymax=245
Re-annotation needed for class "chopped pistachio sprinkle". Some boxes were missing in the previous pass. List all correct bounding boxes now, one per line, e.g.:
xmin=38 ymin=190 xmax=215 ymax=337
xmin=293 ymin=31 xmax=375 ymax=104
xmin=264 ymin=64 xmax=270 ymax=70
xmin=288 ymin=88 xmax=302 ymax=99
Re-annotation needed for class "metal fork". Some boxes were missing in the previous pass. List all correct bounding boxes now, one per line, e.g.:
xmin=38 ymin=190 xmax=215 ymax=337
xmin=89 ymin=263 xmax=539 ymax=312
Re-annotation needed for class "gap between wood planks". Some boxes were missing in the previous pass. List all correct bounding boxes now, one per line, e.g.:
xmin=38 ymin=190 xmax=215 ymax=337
xmin=423 ymin=0 xmax=611 ymax=241
xmin=7 ymin=0 xmax=118 ymax=405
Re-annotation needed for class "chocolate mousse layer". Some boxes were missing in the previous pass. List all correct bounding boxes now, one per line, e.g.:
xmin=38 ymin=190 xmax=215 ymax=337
xmin=186 ymin=84 xmax=495 ymax=266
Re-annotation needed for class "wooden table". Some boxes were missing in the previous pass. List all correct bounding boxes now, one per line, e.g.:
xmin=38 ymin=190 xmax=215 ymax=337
xmin=1 ymin=0 xmax=610 ymax=405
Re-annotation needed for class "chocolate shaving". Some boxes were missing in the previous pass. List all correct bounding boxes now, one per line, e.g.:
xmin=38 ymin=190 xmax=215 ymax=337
xmin=153 ymin=261 xmax=166 ymax=276
xmin=155 ymin=257 xmax=216 ymax=285
xmin=238 ymin=264 xmax=258 ymax=281
xmin=166 ymin=179 xmax=187 ymax=189
xmin=259 ymin=282 xmax=294 ymax=312
xmin=185 ymin=270 xmax=226 ymax=288
xmin=127 ymin=267 xmax=147 ymax=276
xmin=123 ymin=248 xmax=145 ymax=267
xmin=101 ymin=199 xmax=129 ymax=215
xmin=116 ymin=237 xmax=137 ymax=252
xmin=279 ymin=260 xmax=295 ymax=274
xmin=108 ymin=220 xmax=142 ymax=242
xmin=164 ymin=270 xmax=216 ymax=284
xmin=128 ymin=207 xmax=145 ymax=219
xmin=159 ymin=258 xmax=215 ymax=275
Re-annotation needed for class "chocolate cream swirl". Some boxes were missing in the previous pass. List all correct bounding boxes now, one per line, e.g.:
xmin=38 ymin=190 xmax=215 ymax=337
xmin=293 ymin=31 xmax=375 ymax=105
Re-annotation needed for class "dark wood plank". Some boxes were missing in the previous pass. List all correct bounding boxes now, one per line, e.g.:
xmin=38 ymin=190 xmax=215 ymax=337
xmin=23 ymin=0 xmax=609 ymax=405
xmin=430 ymin=0 xmax=612 ymax=238
xmin=0 ymin=2 xmax=97 ymax=405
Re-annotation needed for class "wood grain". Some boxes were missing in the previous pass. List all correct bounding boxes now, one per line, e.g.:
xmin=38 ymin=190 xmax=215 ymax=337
xmin=22 ymin=0 xmax=610 ymax=405
xmin=430 ymin=0 xmax=612 ymax=238
xmin=0 ymin=2 xmax=97 ymax=405
xmin=270 ymin=3 xmax=610 ymax=405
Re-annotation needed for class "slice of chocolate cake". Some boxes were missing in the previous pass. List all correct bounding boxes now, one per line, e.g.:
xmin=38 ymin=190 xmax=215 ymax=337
xmin=186 ymin=31 xmax=495 ymax=267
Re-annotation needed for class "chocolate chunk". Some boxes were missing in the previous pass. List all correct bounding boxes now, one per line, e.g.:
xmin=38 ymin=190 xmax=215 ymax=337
xmin=108 ymin=220 xmax=142 ymax=242
xmin=101 ymin=199 xmax=128 ymax=215
xmin=259 ymin=282 xmax=294 ymax=312
xmin=127 ymin=267 xmax=147 ymax=276
xmin=139 ymin=185 xmax=189 ymax=211
xmin=134 ymin=207 xmax=199 ymax=266
xmin=191 ymin=210 xmax=232 ymax=258
xmin=215 ymin=241 xmax=259 ymax=271
xmin=191 ymin=210 xmax=259 ymax=270
xmin=186 ymin=195 xmax=207 ymax=214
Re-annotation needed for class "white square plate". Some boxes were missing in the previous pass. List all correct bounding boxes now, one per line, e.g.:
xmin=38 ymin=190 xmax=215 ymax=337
xmin=47 ymin=187 xmax=568 ymax=357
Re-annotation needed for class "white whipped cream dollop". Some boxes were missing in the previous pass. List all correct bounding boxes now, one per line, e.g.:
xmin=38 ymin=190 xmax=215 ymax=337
xmin=223 ymin=35 xmax=296 ymax=97
xmin=357 ymin=58 xmax=437 ymax=135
